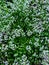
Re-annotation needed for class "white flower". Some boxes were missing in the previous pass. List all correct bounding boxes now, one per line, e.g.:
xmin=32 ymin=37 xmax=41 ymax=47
xmin=40 ymin=46 xmax=44 ymax=51
xmin=22 ymin=55 xmax=27 ymax=61
xmin=35 ymin=38 xmax=39 ymax=42
xmin=9 ymin=42 xmax=16 ymax=50
xmin=15 ymin=29 xmax=20 ymax=37
xmin=21 ymin=55 xmax=30 ymax=65
xmin=3 ymin=61 xmax=8 ymax=65
xmin=29 ymin=40 xmax=32 ymax=44
xmin=34 ymin=42 xmax=39 ymax=47
xmin=27 ymin=30 xmax=33 ymax=36
xmin=16 ymin=62 xmax=18 ymax=65
xmin=4 ymin=35 xmax=8 ymax=41
xmin=26 ymin=45 xmax=31 ymax=51
xmin=42 ymin=50 xmax=49 ymax=65
xmin=20 ymin=29 xmax=25 ymax=36
xmin=1 ymin=44 xmax=8 ymax=51
xmin=12 ymin=34 xmax=16 ymax=39
xmin=46 ymin=4 xmax=49 ymax=11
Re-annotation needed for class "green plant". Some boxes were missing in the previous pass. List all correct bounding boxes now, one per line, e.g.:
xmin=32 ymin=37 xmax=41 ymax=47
xmin=0 ymin=0 xmax=49 ymax=65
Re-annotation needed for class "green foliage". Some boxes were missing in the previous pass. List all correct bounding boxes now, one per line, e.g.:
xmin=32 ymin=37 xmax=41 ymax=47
xmin=0 ymin=0 xmax=49 ymax=65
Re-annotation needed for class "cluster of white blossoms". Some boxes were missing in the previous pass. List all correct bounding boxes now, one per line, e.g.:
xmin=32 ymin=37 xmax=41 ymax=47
xmin=42 ymin=50 xmax=49 ymax=65
xmin=1 ymin=44 xmax=8 ymax=52
xmin=26 ymin=45 xmax=31 ymax=52
xmin=27 ymin=30 xmax=33 ymax=36
xmin=34 ymin=42 xmax=40 ymax=47
xmin=12 ymin=28 xmax=25 ymax=38
xmin=9 ymin=41 xmax=16 ymax=50
xmin=33 ymin=22 xmax=44 ymax=34
xmin=3 ymin=61 xmax=8 ymax=65
xmin=0 ymin=0 xmax=49 ymax=65
xmin=13 ymin=55 xmax=30 ymax=65
xmin=20 ymin=55 xmax=30 ymax=65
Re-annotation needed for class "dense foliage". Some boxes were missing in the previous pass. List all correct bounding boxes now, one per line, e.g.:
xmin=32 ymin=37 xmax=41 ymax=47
xmin=0 ymin=0 xmax=49 ymax=65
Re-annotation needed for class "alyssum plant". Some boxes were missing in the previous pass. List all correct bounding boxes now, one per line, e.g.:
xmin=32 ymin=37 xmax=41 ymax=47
xmin=0 ymin=0 xmax=49 ymax=65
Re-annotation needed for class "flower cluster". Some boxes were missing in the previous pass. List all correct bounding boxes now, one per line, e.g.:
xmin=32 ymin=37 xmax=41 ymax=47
xmin=0 ymin=0 xmax=49 ymax=65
